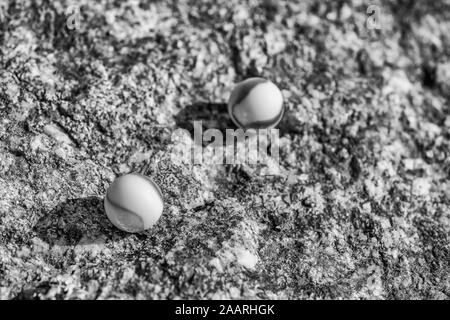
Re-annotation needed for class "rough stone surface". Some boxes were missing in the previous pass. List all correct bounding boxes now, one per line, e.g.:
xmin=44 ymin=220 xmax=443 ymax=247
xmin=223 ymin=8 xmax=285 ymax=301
xmin=1 ymin=0 xmax=450 ymax=299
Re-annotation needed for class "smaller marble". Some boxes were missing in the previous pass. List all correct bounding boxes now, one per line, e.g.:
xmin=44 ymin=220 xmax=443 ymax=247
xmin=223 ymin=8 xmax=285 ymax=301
xmin=228 ymin=77 xmax=284 ymax=129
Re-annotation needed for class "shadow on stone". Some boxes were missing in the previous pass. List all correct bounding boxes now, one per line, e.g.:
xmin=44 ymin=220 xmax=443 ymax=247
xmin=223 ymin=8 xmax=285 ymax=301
xmin=278 ymin=110 xmax=305 ymax=136
xmin=34 ymin=196 xmax=125 ymax=246
xmin=174 ymin=102 xmax=235 ymax=145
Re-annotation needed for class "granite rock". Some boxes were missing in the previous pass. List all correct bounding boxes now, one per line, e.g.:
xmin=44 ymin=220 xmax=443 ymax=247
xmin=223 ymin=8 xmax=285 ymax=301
xmin=0 ymin=0 xmax=449 ymax=299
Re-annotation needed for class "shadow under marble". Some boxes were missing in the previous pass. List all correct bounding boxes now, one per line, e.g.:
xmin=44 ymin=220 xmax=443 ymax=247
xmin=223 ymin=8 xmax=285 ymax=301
xmin=34 ymin=196 xmax=128 ymax=246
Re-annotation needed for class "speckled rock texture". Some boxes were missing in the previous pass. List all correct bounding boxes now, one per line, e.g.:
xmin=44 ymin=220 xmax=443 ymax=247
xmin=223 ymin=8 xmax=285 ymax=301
xmin=1 ymin=0 xmax=450 ymax=300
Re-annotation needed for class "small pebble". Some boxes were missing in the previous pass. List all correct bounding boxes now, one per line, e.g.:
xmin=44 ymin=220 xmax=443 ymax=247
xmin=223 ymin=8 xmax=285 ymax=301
xmin=228 ymin=77 xmax=284 ymax=129
xmin=104 ymin=173 xmax=164 ymax=233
